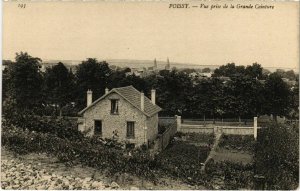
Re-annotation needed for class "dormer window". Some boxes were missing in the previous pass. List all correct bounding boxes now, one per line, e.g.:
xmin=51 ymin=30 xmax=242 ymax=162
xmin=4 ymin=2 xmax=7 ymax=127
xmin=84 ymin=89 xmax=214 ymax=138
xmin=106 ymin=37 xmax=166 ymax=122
xmin=111 ymin=99 xmax=119 ymax=114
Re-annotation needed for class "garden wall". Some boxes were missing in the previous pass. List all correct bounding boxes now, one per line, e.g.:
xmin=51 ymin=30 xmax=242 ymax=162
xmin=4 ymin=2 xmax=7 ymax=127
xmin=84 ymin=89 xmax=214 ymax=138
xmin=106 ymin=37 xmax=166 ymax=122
xmin=222 ymin=126 xmax=258 ymax=135
xmin=179 ymin=124 xmax=214 ymax=134
xmin=180 ymin=123 xmax=260 ymax=136
xmin=150 ymin=117 xmax=178 ymax=152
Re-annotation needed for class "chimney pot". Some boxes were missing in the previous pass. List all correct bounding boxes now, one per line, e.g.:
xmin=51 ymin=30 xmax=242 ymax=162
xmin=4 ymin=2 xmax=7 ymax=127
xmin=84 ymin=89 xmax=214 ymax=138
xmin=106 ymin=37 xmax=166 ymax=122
xmin=87 ymin=89 xmax=93 ymax=107
xmin=105 ymin=88 xmax=109 ymax=94
xmin=151 ymin=89 xmax=156 ymax=105
xmin=141 ymin=92 xmax=144 ymax=111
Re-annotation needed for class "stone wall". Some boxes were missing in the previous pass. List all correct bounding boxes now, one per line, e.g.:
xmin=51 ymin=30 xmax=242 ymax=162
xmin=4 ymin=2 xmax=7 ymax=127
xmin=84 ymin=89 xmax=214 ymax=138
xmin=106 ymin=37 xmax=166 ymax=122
xmin=81 ymin=92 xmax=148 ymax=147
xmin=180 ymin=124 xmax=214 ymax=134
xmin=150 ymin=116 xmax=178 ymax=153
xmin=147 ymin=114 xmax=159 ymax=143
xmin=180 ymin=124 xmax=260 ymax=136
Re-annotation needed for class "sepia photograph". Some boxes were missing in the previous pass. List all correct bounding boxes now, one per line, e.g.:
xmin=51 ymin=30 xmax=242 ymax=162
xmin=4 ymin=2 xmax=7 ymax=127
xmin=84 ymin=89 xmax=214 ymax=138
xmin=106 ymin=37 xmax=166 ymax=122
xmin=1 ymin=0 xmax=299 ymax=190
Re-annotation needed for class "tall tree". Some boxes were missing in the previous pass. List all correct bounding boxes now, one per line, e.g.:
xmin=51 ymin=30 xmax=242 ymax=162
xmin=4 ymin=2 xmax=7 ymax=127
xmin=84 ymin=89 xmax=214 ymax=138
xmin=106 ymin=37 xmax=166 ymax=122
xmin=263 ymin=73 xmax=291 ymax=119
xmin=7 ymin=52 xmax=43 ymax=111
xmin=44 ymin=62 xmax=75 ymax=116
xmin=75 ymin=58 xmax=112 ymax=110
xmin=213 ymin=63 xmax=246 ymax=78
xmin=289 ymin=79 xmax=299 ymax=119
xmin=152 ymin=70 xmax=193 ymax=116
xmin=223 ymin=76 xmax=265 ymax=121
xmin=245 ymin=63 xmax=263 ymax=79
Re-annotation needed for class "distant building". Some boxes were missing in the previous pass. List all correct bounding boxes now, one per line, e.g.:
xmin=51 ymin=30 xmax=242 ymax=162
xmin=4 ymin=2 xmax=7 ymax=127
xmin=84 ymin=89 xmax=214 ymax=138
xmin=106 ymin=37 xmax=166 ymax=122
xmin=165 ymin=58 xmax=171 ymax=71
xmin=78 ymin=86 xmax=162 ymax=147
xmin=199 ymin=72 xmax=212 ymax=78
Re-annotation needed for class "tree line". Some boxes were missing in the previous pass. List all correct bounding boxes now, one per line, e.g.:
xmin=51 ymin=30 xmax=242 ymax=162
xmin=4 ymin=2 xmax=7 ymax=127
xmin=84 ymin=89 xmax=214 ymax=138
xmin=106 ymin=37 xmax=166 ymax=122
xmin=2 ymin=52 xmax=299 ymax=120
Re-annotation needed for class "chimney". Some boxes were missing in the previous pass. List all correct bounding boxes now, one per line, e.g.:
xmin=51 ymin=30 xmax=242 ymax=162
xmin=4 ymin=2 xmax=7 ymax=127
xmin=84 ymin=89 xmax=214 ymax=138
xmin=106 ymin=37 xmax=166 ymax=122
xmin=141 ymin=92 xmax=144 ymax=111
xmin=151 ymin=89 xmax=156 ymax=105
xmin=87 ymin=89 xmax=92 ymax=107
xmin=105 ymin=88 xmax=109 ymax=94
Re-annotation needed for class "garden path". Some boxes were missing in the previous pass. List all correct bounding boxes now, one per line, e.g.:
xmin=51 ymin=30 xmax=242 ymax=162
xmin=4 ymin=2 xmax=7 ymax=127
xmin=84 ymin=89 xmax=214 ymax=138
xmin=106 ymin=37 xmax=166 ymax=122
xmin=200 ymin=131 xmax=222 ymax=171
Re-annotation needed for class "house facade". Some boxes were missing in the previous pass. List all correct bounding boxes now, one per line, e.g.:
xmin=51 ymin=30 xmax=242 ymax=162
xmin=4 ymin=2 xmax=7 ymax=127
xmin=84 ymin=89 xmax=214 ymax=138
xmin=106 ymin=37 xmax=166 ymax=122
xmin=78 ymin=86 xmax=162 ymax=147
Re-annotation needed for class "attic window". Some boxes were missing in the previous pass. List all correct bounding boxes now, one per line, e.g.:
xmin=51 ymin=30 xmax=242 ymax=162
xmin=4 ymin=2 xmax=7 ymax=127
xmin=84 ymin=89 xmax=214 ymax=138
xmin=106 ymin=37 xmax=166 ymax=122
xmin=111 ymin=99 xmax=119 ymax=114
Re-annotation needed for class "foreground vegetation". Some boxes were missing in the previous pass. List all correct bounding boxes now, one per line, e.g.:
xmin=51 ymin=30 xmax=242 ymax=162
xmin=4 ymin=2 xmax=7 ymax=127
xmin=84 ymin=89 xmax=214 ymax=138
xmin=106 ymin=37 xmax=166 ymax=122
xmin=2 ymin=113 xmax=298 ymax=189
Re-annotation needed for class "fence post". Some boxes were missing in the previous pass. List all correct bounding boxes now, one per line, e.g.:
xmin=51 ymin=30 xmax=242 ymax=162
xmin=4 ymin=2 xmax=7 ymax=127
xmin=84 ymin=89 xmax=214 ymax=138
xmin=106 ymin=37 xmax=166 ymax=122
xmin=176 ymin=115 xmax=181 ymax=132
xmin=254 ymin=117 xmax=258 ymax=140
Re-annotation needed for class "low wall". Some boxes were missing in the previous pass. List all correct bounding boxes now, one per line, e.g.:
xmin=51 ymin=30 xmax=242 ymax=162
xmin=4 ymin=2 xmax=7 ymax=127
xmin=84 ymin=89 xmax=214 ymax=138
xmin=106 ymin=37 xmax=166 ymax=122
xmin=180 ymin=124 xmax=260 ymax=136
xmin=150 ymin=117 xmax=177 ymax=153
xmin=222 ymin=126 xmax=254 ymax=135
xmin=158 ymin=117 xmax=176 ymax=127
xmin=180 ymin=124 xmax=214 ymax=134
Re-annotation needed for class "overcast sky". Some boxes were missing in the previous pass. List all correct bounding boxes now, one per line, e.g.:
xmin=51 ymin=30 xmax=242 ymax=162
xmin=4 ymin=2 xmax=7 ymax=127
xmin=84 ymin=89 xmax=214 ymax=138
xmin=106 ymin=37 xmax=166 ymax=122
xmin=3 ymin=1 xmax=299 ymax=69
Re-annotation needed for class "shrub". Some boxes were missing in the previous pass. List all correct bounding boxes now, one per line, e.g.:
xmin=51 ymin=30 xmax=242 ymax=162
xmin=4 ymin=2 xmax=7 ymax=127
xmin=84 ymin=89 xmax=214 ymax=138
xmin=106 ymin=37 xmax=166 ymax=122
xmin=254 ymin=122 xmax=299 ymax=189
xmin=1 ymin=124 xmax=159 ymax=182
xmin=157 ymin=141 xmax=211 ymax=185
xmin=3 ymin=110 xmax=83 ymax=141
xmin=185 ymin=132 xmax=215 ymax=145
xmin=205 ymin=160 xmax=254 ymax=189
xmin=218 ymin=134 xmax=255 ymax=152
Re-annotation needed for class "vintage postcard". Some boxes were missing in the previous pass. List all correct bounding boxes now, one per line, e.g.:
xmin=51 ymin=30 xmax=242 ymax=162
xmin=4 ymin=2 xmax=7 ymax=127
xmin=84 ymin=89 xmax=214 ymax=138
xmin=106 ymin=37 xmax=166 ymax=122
xmin=1 ymin=0 xmax=299 ymax=190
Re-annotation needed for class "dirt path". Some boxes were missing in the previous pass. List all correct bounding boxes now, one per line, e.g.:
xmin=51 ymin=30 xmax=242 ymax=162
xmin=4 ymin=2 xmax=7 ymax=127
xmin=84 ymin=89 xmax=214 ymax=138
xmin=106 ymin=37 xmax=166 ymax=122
xmin=1 ymin=148 xmax=201 ymax=190
xmin=200 ymin=131 xmax=222 ymax=171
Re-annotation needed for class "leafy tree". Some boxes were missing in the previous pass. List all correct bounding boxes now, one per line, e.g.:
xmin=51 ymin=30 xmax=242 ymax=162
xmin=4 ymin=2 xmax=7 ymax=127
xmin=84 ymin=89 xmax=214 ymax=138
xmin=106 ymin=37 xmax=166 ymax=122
xmin=188 ymin=78 xmax=224 ymax=120
xmin=263 ymin=73 xmax=291 ymax=119
xmin=223 ymin=76 xmax=265 ymax=121
xmin=274 ymin=69 xmax=297 ymax=81
xmin=288 ymin=79 xmax=299 ymax=119
xmin=108 ymin=69 xmax=127 ymax=88
xmin=151 ymin=70 xmax=193 ymax=116
xmin=44 ymin=62 xmax=75 ymax=116
xmin=213 ymin=63 xmax=245 ymax=78
xmin=202 ymin=67 xmax=211 ymax=73
xmin=6 ymin=52 xmax=43 ymax=111
xmin=2 ymin=68 xmax=10 ymax=102
xmin=75 ymin=58 xmax=112 ymax=110
xmin=122 ymin=74 xmax=147 ymax=92
xmin=245 ymin=63 xmax=263 ymax=79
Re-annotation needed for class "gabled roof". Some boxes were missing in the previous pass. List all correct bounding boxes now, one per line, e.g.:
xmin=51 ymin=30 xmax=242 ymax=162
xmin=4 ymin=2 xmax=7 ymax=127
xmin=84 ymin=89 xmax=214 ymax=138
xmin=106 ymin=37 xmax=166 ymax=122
xmin=78 ymin=86 xmax=162 ymax=117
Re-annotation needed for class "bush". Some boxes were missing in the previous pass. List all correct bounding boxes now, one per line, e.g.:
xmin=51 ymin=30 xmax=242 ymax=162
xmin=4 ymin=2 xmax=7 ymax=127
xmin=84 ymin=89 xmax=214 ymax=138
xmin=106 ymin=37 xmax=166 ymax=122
xmin=1 ymin=124 xmax=158 ymax=182
xmin=205 ymin=160 xmax=254 ymax=189
xmin=157 ymin=141 xmax=211 ymax=185
xmin=218 ymin=134 xmax=255 ymax=152
xmin=3 ymin=110 xmax=83 ymax=141
xmin=185 ymin=132 xmax=215 ymax=145
xmin=254 ymin=122 xmax=299 ymax=189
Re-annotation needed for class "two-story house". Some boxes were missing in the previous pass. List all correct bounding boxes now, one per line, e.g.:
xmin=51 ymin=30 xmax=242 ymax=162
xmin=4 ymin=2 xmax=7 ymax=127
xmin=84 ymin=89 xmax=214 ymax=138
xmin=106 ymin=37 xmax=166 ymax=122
xmin=78 ymin=86 xmax=162 ymax=147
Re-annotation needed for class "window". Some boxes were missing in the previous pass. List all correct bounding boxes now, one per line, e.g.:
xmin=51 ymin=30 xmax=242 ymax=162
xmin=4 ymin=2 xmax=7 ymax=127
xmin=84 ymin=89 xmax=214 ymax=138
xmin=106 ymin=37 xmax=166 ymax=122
xmin=94 ymin=120 xmax=102 ymax=136
xmin=126 ymin=121 xmax=135 ymax=138
xmin=111 ymin=99 xmax=119 ymax=114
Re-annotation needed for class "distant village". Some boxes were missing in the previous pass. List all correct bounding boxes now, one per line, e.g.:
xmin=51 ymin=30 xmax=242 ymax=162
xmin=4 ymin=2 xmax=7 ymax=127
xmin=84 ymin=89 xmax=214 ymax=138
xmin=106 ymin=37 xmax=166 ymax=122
xmin=2 ymin=58 xmax=298 ymax=87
